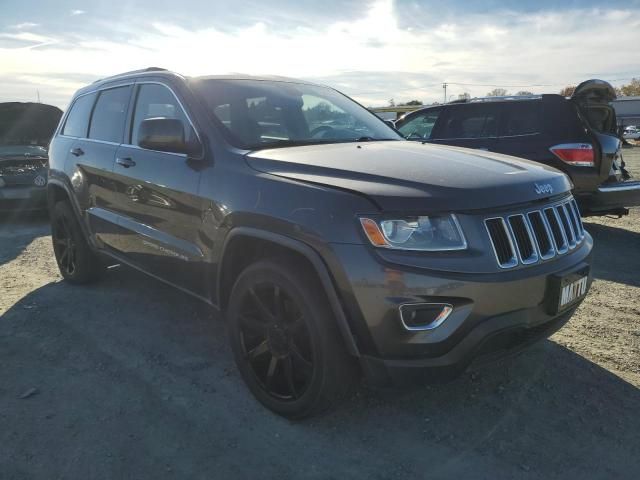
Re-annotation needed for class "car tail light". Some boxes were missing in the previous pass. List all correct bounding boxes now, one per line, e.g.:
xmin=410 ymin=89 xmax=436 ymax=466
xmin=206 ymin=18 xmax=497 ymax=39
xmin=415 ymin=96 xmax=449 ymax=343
xmin=549 ymin=143 xmax=595 ymax=167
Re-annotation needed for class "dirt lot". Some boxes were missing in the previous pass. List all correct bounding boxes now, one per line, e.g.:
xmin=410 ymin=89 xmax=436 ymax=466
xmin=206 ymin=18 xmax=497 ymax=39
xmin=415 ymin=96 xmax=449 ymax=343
xmin=1 ymin=149 xmax=639 ymax=479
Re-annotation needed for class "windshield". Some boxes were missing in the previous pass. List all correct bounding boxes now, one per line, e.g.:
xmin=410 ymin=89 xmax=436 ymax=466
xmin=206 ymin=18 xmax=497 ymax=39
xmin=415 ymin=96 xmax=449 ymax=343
xmin=0 ymin=145 xmax=48 ymax=158
xmin=190 ymin=79 xmax=402 ymax=149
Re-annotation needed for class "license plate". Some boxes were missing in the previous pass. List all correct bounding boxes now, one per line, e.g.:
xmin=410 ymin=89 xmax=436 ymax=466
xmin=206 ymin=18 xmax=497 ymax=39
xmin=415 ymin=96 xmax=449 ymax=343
xmin=0 ymin=188 xmax=31 ymax=200
xmin=546 ymin=266 xmax=590 ymax=314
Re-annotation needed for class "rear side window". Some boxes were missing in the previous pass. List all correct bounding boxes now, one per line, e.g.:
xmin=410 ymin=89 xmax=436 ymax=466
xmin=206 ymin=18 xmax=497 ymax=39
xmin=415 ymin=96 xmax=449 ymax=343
xmin=397 ymin=110 xmax=441 ymax=139
xmin=88 ymin=86 xmax=131 ymax=143
xmin=131 ymin=83 xmax=196 ymax=146
xmin=436 ymin=105 xmax=498 ymax=139
xmin=62 ymin=93 xmax=95 ymax=137
xmin=499 ymin=102 xmax=541 ymax=137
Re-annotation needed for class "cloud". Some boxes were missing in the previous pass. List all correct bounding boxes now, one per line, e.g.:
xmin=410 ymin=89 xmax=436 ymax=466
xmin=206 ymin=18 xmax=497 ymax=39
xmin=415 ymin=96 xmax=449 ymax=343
xmin=70 ymin=9 xmax=86 ymax=16
xmin=1 ymin=0 xmax=639 ymax=108
xmin=0 ymin=31 xmax=57 ymax=49
xmin=9 ymin=22 xmax=39 ymax=30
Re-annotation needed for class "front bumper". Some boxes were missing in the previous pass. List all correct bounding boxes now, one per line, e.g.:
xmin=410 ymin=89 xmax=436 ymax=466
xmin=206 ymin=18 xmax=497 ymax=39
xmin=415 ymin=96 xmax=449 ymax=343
xmin=329 ymin=235 xmax=593 ymax=385
xmin=0 ymin=185 xmax=47 ymax=211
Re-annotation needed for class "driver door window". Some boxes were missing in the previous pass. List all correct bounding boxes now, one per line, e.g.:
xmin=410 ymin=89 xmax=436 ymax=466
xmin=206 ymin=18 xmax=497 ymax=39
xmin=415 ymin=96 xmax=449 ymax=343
xmin=130 ymin=83 xmax=195 ymax=148
xmin=397 ymin=111 xmax=441 ymax=140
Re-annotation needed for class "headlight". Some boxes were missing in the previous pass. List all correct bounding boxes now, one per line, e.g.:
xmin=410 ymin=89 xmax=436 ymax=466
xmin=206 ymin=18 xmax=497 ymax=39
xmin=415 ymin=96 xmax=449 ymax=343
xmin=360 ymin=214 xmax=467 ymax=251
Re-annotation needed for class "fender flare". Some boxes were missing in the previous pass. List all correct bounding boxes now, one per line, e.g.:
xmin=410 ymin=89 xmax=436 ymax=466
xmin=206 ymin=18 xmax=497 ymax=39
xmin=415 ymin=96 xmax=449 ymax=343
xmin=47 ymin=178 xmax=95 ymax=246
xmin=217 ymin=227 xmax=360 ymax=357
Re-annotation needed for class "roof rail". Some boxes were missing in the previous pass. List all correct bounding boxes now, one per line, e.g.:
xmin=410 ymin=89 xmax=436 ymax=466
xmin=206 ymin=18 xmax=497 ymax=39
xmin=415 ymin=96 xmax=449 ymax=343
xmin=468 ymin=94 xmax=542 ymax=103
xmin=93 ymin=67 xmax=169 ymax=84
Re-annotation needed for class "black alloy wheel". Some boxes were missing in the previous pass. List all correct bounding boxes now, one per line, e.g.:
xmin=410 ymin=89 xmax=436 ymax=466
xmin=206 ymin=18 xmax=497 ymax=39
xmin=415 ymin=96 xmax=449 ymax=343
xmin=238 ymin=283 xmax=314 ymax=401
xmin=50 ymin=201 xmax=105 ymax=284
xmin=228 ymin=260 xmax=357 ymax=418
xmin=52 ymin=213 xmax=77 ymax=276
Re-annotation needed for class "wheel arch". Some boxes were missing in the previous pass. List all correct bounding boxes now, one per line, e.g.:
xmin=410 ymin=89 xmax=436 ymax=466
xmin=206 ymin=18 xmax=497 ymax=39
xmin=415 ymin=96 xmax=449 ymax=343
xmin=47 ymin=179 xmax=95 ymax=246
xmin=217 ymin=227 xmax=360 ymax=357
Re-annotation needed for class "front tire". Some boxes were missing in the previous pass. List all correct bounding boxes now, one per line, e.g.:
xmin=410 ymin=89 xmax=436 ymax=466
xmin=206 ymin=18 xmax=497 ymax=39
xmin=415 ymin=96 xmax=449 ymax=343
xmin=227 ymin=259 xmax=357 ymax=418
xmin=51 ymin=201 xmax=105 ymax=284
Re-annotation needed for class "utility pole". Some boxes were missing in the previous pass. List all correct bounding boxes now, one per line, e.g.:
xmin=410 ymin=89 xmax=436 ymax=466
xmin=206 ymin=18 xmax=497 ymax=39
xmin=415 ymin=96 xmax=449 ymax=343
xmin=36 ymin=90 xmax=40 ymax=103
xmin=442 ymin=83 xmax=447 ymax=103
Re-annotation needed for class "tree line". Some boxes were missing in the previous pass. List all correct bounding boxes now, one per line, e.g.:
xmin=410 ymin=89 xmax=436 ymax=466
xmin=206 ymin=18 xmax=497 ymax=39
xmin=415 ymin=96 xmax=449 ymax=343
xmin=387 ymin=78 xmax=640 ymax=106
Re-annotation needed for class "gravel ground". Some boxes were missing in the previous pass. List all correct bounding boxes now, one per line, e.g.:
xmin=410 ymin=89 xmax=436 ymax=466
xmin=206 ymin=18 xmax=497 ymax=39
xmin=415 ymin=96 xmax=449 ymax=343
xmin=1 ymin=149 xmax=639 ymax=479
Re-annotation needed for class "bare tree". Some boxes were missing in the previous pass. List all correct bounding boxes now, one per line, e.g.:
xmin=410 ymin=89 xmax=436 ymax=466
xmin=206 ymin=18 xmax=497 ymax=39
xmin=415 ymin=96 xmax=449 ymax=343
xmin=618 ymin=78 xmax=640 ymax=97
xmin=515 ymin=90 xmax=534 ymax=96
xmin=486 ymin=88 xmax=508 ymax=97
xmin=398 ymin=100 xmax=423 ymax=106
xmin=559 ymin=86 xmax=576 ymax=97
xmin=458 ymin=92 xmax=471 ymax=100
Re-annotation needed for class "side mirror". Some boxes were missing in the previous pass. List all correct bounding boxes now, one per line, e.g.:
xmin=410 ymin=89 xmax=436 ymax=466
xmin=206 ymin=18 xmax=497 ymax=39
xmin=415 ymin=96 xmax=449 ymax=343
xmin=138 ymin=117 xmax=195 ymax=155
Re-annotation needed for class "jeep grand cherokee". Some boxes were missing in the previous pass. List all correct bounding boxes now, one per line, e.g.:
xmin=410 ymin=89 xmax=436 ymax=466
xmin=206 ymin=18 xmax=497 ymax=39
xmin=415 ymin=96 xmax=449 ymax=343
xmin=47 ymin=68 xmax=593 ymax=418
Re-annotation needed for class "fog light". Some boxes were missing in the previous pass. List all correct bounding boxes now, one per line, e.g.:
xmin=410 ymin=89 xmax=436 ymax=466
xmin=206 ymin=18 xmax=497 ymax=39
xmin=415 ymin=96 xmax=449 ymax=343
xmin=399 ymin=303 xmax=453 ymax=331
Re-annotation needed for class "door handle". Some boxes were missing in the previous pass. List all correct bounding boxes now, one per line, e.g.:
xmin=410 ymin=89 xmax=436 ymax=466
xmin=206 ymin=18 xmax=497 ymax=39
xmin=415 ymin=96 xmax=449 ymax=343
xmin=116 ymin=157 xmax=136 ymax=168
xmin=70 ymin=147 xmax=84 ymax=157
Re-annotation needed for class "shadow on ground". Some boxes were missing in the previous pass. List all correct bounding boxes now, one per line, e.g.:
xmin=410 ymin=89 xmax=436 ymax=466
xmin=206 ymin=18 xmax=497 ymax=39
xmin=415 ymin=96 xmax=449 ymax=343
xmin=1 ymin=266 xmax=638 ymax=480
xmin=585 ymin=220 xmax=640 ymax=287
xmin=0 ymin=211 xmax=49 ymax=267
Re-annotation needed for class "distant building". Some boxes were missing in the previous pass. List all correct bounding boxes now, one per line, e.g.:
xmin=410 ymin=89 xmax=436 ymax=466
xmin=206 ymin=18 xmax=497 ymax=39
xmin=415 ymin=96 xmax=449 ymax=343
xmin=613 ymin=96 xmax=640 ymax=127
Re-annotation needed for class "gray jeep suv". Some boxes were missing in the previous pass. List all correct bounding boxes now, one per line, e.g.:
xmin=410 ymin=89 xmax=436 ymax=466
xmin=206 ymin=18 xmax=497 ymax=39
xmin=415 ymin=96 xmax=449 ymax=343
xmin=47 ymin=68 xmax=593 ymax=418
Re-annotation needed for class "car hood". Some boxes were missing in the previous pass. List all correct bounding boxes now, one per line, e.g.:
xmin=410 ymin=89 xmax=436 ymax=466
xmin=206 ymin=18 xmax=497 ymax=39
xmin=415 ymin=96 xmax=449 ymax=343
xmin=246 ymin=141 xmax=572 ymax=211
xmin=0 ymin=102 xmax=62 ymax=146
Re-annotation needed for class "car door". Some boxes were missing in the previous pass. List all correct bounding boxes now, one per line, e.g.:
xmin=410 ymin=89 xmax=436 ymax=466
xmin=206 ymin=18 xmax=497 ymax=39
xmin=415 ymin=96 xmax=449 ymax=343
xmin=493 ymin=101 xmax=549 ymax=160
xmin=428 ymin=103 xmax=498 ymax=151
xmin=62 ymin=85 xmax=133 ymax=249
xmin=110 ymin=81 xmax=205 ymax=294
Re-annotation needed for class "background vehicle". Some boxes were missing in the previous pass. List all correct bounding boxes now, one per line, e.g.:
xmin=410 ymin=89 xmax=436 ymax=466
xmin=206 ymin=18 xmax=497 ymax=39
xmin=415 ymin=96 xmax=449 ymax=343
xmin=394 ymin=80 xmax=640 ymax=217
xmin=47 ymin=68 xmax=592 ymax=418
xmin=0 ymin=102 xmax=62 ymax=212
xmin=623 ymin=126 xmax=640 ymax=140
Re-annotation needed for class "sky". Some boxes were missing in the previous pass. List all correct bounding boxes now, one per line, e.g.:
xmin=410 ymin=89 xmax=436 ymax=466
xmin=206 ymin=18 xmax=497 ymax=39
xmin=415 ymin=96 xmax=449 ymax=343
xmin=1 ymin=0 xmax=639 ymax=109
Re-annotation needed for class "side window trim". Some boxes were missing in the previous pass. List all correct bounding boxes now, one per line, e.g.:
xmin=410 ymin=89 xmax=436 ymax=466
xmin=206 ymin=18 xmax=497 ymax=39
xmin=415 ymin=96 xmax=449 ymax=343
xmin=497 ymin=102 xmax=542 ymax=138
xmin=435 ymin=105 xmax=499 ymax=140
xmin=59 ymin=92 xmax=97 ymax=138
xmin=125 ymin=80 xmax=202 ymax=156
xmin=87 ymin=85 xmax=134 ymax=144
xmin=397 ymin=108 xmax=442 ymax=139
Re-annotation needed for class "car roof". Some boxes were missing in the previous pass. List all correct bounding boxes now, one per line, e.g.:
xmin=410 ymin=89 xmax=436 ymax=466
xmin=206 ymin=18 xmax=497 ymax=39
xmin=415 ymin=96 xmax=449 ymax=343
xmin=191 ymin=74 xmax=321 ymax=86
xmin=75 ymin=68 xmax=325 ymax=98
xmin=400 ymin=94 xmax=565 ymax=116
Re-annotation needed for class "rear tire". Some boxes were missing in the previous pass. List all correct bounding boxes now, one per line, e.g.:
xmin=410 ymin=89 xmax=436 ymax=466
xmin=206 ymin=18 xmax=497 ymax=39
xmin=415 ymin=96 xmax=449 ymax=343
xmin=227 ymin=259 xmax=357 ymax=418
xmin=51 ymin=201 xmax=105 ymax=284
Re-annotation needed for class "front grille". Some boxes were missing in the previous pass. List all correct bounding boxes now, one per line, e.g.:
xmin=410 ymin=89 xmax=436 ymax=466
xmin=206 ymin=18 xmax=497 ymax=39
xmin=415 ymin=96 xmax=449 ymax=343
xmin=485 ymin=197 xmax=585 ymax=268
xmin=485 ymin=218 xmax=517 ymax=268
xmin=0 ymin=159 xmax=47 ymax=186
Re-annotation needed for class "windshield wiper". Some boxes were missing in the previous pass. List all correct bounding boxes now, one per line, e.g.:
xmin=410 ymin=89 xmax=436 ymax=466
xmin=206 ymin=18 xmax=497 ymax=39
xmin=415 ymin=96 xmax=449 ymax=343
xmin=354 ymin=136 xmax=398 ymax=142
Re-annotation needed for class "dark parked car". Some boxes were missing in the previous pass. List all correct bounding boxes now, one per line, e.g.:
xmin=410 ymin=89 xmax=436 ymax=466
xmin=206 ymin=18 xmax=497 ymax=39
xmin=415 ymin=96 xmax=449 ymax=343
xmin=394 ymin=80 xmax=640 ymax=217
xmin=0 ymin=102 xmax=62 ymax=211
xmin=48 ymin=68 xmax=592 ymax=418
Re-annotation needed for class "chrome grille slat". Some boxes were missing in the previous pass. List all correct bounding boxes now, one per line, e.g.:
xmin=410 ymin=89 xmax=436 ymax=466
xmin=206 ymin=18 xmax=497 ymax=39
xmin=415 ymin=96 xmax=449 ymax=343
xmin=544 ymin=207 xmax=568 ymax=254
xmin=485 ymin=218 xmax=518 ymax=268
xmin=565 ymin=202 xmax=582 ymax=241
xmin=570 ymin=200 xmax=585 ymax=238
xmin=527 ymin=211 xmax=555 ymax=259
xmin=507 ymin=214 xmax=538 ymax=264
xmin=557 ymin=204 xmax=576 ymax=249
xmin=485 ymin=197 xmax=584 ymax=269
